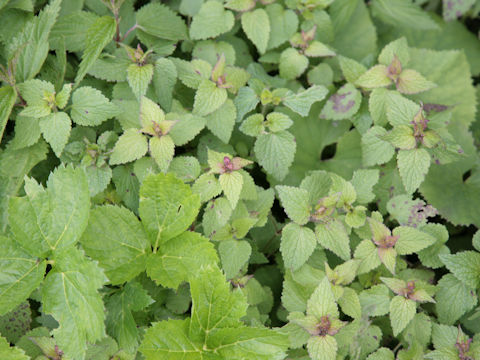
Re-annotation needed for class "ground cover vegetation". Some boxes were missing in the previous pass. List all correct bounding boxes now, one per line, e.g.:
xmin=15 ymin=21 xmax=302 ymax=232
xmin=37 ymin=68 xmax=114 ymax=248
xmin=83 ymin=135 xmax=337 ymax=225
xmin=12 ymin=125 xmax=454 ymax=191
xmin=1 ymin=0 xmax=480 ymax=359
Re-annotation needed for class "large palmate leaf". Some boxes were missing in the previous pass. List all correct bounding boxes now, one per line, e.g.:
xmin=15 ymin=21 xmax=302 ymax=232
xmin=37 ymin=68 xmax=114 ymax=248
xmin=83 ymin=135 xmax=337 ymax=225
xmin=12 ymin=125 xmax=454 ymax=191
xmin=9 ymin=165 xmax=90 ymax=257
xmin=81 ymin=205 xmax=150 ymax=285
xmin=42 ymin=247 xmax=107 ymax=360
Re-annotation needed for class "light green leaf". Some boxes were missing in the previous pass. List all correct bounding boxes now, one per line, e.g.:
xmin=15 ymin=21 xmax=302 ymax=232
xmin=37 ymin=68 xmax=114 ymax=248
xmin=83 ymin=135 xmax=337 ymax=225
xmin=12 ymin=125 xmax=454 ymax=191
xmin=0 ymin=237 xmax=46 ymax=315
xmin=279 ymin=48 xmax=308 ymax=80
xmin=307 ymin=335 xmax=337 ymax=360
xmin=281 ymin=223 xmax=316 ymax=271
xmin=81 ymin=205 xmax=150 ymax=285
xmin=435 ymin=274 xmax=477 ymax=325
xmin=393 ymin=226 xmax=436 ymax=255
xmin=110 ymin=129 xmax=148 ymax=165
xmin=378 ymin=37 xmax=410 ymax=66
xmin=338 ymin=56 xmax=367 ymax=84
xmin=75 ymin=16 xmax=116 ymax=85
xmin=234 ymin=86 xmax=259 ymax=122
xmin=169 ymin=114 xmax=206 ymax=146
xmin=190 ymin=266 xmax=247 ymax=334
xmin=0 ymin=336 xmax=29 ymax=359
xmin=139 ymin=319 xmax=202 ymax=359
xmin=397 ymin=148 xmax=431 ymax=194
xmin=149 ymin=135 xmax=175 ymax=172
xmin=255 ymin=130 xmax=296 ymax=180
xmin=42 ymin=247 xmax=106 ymax=360
xmin=315 ymin=219 xmax=351 ymax=261
xmin=136 ymin=2 xmax=188 ymax=41
xmin=205 ymin=99 xmax=236 ymax=143
xmin=219 ymin=171 xmax=243 ymax=208
xmin=9 ymin=165 xmax=90 ymax=257
xmin=382 ymin=125 xmax=416 ymax=150
xmin=153 ymin=58 xmax=177 ymax=112
xmin=190 ymin=1 xmax=234 ymax=40
xmin=241 ymin=9 xmax=270 ymax=54
xmin=50 ymin=11 xmax=99 ymax=52
xmin=71 ymin=86 xmax=119 ymax=126
xmin=0 ymin=86 xmax=17 ymax=143
xmin=385 ymin=92 xmax=420 ymax=126
xmin=219 ymin=239 xmax=252 ymax=279
xmin=361 ymin=126 xmax=395 ymax=166
xmin=390 ymin=295 xmax=416 ymax=336
xmin=283 ymin=85 xmax=329 ymax=117
xmin=266 ymin=3 xmax=298 ymax=50
xmin=240 ymin=114 xmax=265 ymax=137
xmin=39 ymin=112 xmax=71 ymax=157
xmin=355 ymin=65 xmax=391 ymax=89
xmin=440 ymin=251 xmax=480 ymax=289
xmin=307 ymin=276 xmax=338 ymax=319
xmin=397 ymin=69 xmax=436 ymax=94
xmin=168 ymin=156 xmax=201 ymax=183
xmin=147 ymin=231 xmax=218 ymax=289
xmin=127 ymin=63 xmax=154 ymax=100
xmin=207 ymin=327 xmax=289 ymax=359
xmin=367 ymin=348 xmax=394 ymax=360
xmin=106 ymin=281 xmax=153 ymax=353
xmin=351 ymin=169 xmax=380 ymax=204
xmin=359 ymin=284 xmax=390 ymax=317
xmin=192 ymin=173 xmax=223 ymax=203
xmin=338 ymin=286 xmax=361 ymax=319
xmin=139 ymin=173 xmax=200 ymax=246
xmin=9 ymin=0 xmax=61 ymax=82
xmin=276 ymin=185 xmax=311 ymax=225
xmin=17 ymin=79 xmax=54 ymax=118
xmin=193 ymin=79 xmax=227 ymax=116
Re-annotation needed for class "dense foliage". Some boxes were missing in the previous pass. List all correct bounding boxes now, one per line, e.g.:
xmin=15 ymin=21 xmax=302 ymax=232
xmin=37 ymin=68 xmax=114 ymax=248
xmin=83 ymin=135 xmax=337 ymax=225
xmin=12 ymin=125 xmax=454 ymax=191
xmin=1 ymin=0 xmax=480 ymax=359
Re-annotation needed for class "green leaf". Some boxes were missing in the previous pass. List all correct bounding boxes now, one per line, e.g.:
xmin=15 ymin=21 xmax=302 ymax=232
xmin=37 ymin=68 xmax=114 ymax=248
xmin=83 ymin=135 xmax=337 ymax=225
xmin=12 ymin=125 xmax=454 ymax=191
xmin=75 ymin=16 xmax=116 ymax=85
xmin=193 ymin=79 xmax=227 ymax=116
xmin=307 ymin=277 xmax=338 ymax=319
xmin=382 ymin=125 xmax=416 ymax=150
xmin=370 ymin=0 xmax=439 ymax=30
xmin=440 ymin=251 xmax=480 ymax=289
xmin=338 ymin=56 xmax=367 ymax=84
xmin=219 ymin=239 xmax=252 ymax=279
xmin=315 ymin=219 xmax=351 ymax=261
xmin=359 ymin=284 xmax=391 ymax=317
xmin=281 ymin=223 xmax=316 ymax=271
xmin=355 ymin=65 xmax=391 ymax=89
xmin=351 ymin=169 xmax=380 ymax=204
xmin=153 ymin=58 xmax=177 ymax=112
xmin=397 ymin=148 xmax=431 ymax=194
xmin=241 ymin=9 xmax=270 ymax=54
xmin=9 ymin=0 xmax=62 ymax=82
xmin=307 ymin=335 xmax=337 ymax=360
xmin=255 ymin=130 xmax=296 ymax=181
xmin=367 ymin=348 xmax=395 ymax=360
xmin=361 ymin=126 xmax=395 ymax=166
xmin=234 ymin=86 xmax=259 ymax=122
xmin=266 ymin=3 xmax=298 ymax=50
xmin=397 ymin=69 xmax=436 ymax=95
xmin=139 ymin=173 xmax=200 ymax=246
xmin=279 ymin=48 xmax=308 ymax=80
xmin=105 ymin=281 xmax=153 ymax=353
xmin=50 ymin=11 xmax=99 ymax=52
xmin=320 ymin=83 xmax=361 ymax=121
xmin=0 ymin=237 xmax=46 ymax=315
xmin=81 ymin=205 xmax=150 ymax=285
xmin=168 ymin=156 xmax=201 ymax=183
xmin=389 ymin=296 xmax=416 ymax=336
xmin=149 ymin=135 xmax=175 ymax=172
xmin=17 ymin=79 xmax=54 ymax=118
xmin=276 ymin=185 xmax=311 ymax=225
xmin=39 ymin=112 xmax=71 ymax=157
xmin=283 ymin=85 xmax=329 ymax=117
xmin=9 ymin=165 xmax=90 ymax=257
xmin=71 ymin=86 xmax=119 ymax=126
xmin=190 ymin=1 xmax=235 ymax=40
xmin=147 ymin=231 xmax=218 ymax=289
xmin=0 ymin=336 xmax=29 ymax=359
xmin=110 ymin=129 xmax=148 ymax=165
xmin=393 ymin=226 xmax=436 ymax=255
xmin=192 ymin=173 xmax=223 ymax=203
xmin=169 ymin=114 xmax=206 ymax=146
xmin=443 ymin=0 xmax=476 ymax=21
xmin=0 ymin=86 xmax=17 ymax=143
xmin=140 ymin=319 xmax=202 ymax=359
xmin=190 ymin=265 xmax=247 ymax=334
xmin=127 ymin=63 xmax=154 ymax=100
xmin=240 ymin=114 xmax=265 ymax=137
xmin=385 ymin=92 xmax=420 ymax=127
xmin=219 ymin=171 xmax=243 ymax=208
xmin=435 ymin=274 xmax=477 ymax=325
xmin=136 ymin=2 xmax=188 ymax=41
xmin=205 ymin=99 xmax=236 ymax=143
xmin=42 ymin=247 xmax=106 ymax=360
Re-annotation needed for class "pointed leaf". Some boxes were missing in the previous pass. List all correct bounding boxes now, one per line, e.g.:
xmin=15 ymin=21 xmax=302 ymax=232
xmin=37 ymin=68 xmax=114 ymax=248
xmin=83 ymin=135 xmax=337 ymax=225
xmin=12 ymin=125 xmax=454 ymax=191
xmin=389 ymin=295 xmax=416 ymax=336
xmin=193 ymin=79 xmax=227 ymax=116
xmin=241 ymin=9 xmax=270 ymax=54
xmin=71 ymin=86 xmax=119 ymax=126
xmin=110 ymin=129 xmax=148 ymax=165
xmin=219 ymin=171 xmax=243 ymax=208
xmin=190 ymin=1 xmax=234 ymax=40
xmin=281 ymin=223 xmax=316 ymax=271
xmin=39 ymin=112 xmax=71 ymax=157
xmin=255 ymin=130 xmax=296 ymax=181
xmin=397 ymin=148 xmax=431 ymax=194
